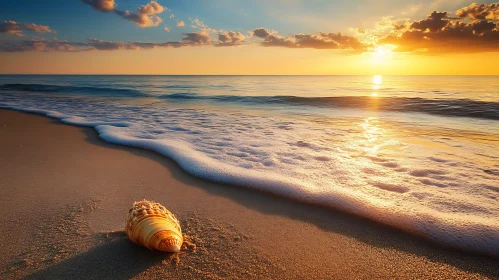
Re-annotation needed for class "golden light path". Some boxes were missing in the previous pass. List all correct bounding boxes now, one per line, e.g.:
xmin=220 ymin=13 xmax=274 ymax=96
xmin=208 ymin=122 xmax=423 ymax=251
xmin=372 ymin=75 xmax=382 ymax=85
xmin=372 ymin=75 xmax=382 ymax=97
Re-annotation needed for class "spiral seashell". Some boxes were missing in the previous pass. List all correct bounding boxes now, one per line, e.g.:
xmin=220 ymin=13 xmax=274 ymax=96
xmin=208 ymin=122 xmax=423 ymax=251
xmin=125 ymin=200 xmax=183 ymax=253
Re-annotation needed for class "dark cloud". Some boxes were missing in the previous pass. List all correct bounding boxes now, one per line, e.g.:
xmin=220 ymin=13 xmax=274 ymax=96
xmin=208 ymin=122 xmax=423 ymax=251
xmin=456 ymin=3 xmax=499 ymax=21
xmin=471 ymin=20 xmax=497 ymax=34
xmin=0 ymin=20 xmax=22 ymax=36
xmin=87 ymin=38 xmax=185 ymax=50
xmin=378 ymin=11 xmax=499 ymax=53
xmin=392 ymin=23 xmax=407 ymax=30
xmin=82 ymin=0 xmax=165 ymax=27
xmin=410 ymin=11 xmax=449 ymax=32
xmin=182 ymin=29 xmax=211 ymax=44
xmin=87 ymin=38 xmax=128 ymax=50
xmin=216 ymin=31 xmax=245 ymax=47
xmin=0 ymin=20 xmax=55 ymax=37
xmin=251 ymin=28 xmax=367 ymax=51
xmin=0 ymin=39 xmax=89 ymax=52
xmin=81 ymin=0 xmax=116 ymax=12
xmin=253 ymin=28 xmax=272 ymax=38
xmin=0 ymin=38 xmax=189 ymax=52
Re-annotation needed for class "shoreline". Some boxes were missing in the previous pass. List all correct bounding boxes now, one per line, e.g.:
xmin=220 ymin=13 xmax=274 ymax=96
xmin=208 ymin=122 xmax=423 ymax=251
xmin=1 ymin=109 xmax=498 ymax=279
xmin=3 ymin=105 xmax=498 ymax=257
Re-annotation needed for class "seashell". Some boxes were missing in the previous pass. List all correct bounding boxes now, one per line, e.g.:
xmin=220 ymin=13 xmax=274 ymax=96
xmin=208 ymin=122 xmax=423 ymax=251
xmin=125 ymin=200 xmax=183 ymax=253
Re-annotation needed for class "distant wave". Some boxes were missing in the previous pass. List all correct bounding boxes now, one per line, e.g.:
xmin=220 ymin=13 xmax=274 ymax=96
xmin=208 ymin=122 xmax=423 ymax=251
xmin=163 ymin=85 xmax=200 ymax=89
xmin=0 ymin=83 xmax=148 ymax=97
xmin=2 ymin=84 xmax=498 ymax=120
xmin=160 ymin=93 xmax=499 ymax=120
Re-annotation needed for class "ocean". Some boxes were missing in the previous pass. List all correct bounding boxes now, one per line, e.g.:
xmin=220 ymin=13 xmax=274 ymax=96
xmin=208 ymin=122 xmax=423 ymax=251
xmin=1 ymin=75 xmax=498 ymax=255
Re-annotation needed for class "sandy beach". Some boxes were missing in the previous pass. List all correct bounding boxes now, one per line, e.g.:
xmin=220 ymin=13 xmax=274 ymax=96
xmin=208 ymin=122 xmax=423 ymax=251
xmin=0 ymin=109 xmax=498 ymax=280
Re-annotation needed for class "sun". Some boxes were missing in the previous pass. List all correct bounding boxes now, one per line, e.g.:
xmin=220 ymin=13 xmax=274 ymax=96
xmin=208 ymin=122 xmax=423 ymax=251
xmin=373 ymin=46 xmax=389 ymax=58
xmin=371 ymin=44 xmax=396 ymax=62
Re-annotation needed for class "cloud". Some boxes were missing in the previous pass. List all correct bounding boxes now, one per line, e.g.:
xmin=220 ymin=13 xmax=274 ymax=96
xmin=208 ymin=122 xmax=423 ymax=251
xmin=216 ymin=31 xmax=246 ymax=47
xmin=82 ymin=0 xmax=165 ymax=28
xmin=191 ymin=18 xmax=207 ymax=29
xmin=1 ymin=29 xmax=217 ymax=52
xmin=355 ymin=28 xmax=366 ymax=34
xmin=410 ymin=11 xmax=449 ymax=32
xmin=136 ymin=1 xmax=164 ymax=15
xmin=114 ymin=10 xmax=163 ymax=28
xmin=0 ymin=20 xmax=55 ymax=37
xmin=81 ymin=0 xmax=116 ymax=12
xmin=456 ymin=3 xmax=499 ymax=21
xmin=169 ymin=14 xmax=174 ymax=19
xmin=9 ymin=2 xmax=499 ymax=55
xmin=251 ymin=28 xmax=367 ymax=51
xmin=88 ymin=38 xmax=196 ymax=50
xmin=378 ymin=10 xmax=499 ymax=53
xmin=0 ymin=20 xmax=23 ymax=36
xmin=182 ymin=29 xmax=211 ymax=44
xmin=0 ymin=38 xmax=192 ymax=52
xmin=113 ymin=1 xmax=165 ymax=27
xmin=253 ymin=28 xmax=273 ymax=38
xmin=87 ymin=38 xmax=129 ymax=50
xmin=23 ymin=23 xmax=54 ymax=34
xmin=0 ymin=39 xmax=90 ymax=52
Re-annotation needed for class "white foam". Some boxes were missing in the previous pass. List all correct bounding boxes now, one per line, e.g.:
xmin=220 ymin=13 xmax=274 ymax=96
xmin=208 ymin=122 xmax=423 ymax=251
xmin=1 ymin=94 xmax=499 ymax=256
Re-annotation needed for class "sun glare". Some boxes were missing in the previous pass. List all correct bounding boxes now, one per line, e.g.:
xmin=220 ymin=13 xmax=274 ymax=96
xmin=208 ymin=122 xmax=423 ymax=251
xmin=372 ymin=75 xmax=382 ymax=85
xmin=370 ymin=45 xmax=395 ymax=63
xmin=373 ymin=46 xmax=389 ymax=58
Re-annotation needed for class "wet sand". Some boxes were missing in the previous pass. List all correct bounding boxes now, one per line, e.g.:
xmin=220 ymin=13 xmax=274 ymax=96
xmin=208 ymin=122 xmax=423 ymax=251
xmin=0 ymin=109 xmax=498 ymax=279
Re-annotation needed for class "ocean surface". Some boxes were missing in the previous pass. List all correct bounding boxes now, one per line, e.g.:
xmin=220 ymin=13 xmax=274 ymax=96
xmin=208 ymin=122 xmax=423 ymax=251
xmin=1 ymin=75 xmax=498 ymax=255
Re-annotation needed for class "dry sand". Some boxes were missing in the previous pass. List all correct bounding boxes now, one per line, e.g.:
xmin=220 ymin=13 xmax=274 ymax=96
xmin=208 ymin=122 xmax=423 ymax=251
xmin=0 ymin=109 xmax=498 ymax=280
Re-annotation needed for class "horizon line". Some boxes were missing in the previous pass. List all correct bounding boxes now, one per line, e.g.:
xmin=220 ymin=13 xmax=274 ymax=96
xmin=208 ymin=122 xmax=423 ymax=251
xmin=1 ymin=74 xmax=498 ymax=76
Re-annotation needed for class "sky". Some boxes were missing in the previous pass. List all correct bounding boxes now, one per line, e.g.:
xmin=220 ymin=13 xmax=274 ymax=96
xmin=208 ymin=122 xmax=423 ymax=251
xmin=0 ymin=0 xmax=498 ymax=75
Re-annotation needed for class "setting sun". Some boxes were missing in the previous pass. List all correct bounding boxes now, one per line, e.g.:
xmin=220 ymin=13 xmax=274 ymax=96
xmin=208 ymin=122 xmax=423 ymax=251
xmin=370 ymin=45 xmax=396 ymax=65
xmin=374 ymin=46 xmax=389 ymax=57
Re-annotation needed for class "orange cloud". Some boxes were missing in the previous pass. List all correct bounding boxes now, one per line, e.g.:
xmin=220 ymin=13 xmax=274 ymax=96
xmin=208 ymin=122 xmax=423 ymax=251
xmin=216 ymin=31 xmax=246 ymax=47
xmin=378 ymin=11 xmax=499 ymax=53
xmin=81 ymin=0 xmax=116 ymax=12
xmin=456 ymin=3 xmax=499 ymax=21
xmin=252 ymin=28 xmax=367 ymax=51
xmin=82 ymin=0 xmax=165 ymax=28
xmin=182 ymin=29 xmax=211 ymax=44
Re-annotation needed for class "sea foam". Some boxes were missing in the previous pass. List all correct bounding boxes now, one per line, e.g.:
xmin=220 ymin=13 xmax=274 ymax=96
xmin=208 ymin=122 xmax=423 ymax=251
xmin=1 ymin=85 xmax=499 ymax=256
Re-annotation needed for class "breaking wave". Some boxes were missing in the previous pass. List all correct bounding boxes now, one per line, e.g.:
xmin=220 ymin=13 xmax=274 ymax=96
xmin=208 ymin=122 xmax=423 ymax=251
xmin=160 ymin=93 xmax=499 ymax=120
